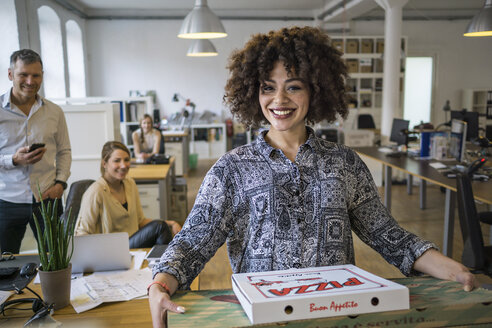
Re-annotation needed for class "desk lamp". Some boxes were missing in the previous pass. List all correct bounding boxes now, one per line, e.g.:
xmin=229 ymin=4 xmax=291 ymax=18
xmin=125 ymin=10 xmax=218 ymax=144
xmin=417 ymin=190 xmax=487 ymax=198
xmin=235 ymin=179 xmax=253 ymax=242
xmin=172 ymin=93 xmax=196 ymax=130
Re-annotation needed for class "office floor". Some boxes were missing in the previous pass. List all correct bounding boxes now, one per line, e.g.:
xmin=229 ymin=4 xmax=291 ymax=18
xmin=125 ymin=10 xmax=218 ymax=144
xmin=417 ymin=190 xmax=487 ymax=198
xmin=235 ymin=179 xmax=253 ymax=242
xmin=19 ymin=158 xmax=491 ymax=287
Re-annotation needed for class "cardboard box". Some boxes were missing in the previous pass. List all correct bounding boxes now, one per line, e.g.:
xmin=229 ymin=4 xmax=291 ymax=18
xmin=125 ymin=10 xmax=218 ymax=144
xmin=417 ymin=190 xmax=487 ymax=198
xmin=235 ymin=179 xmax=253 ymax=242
xmin=332 ymin=39 xmax=344 ymax=52
xmin=346 ymin=59 xmax=359 ymax=73
xmin=346 ymin=39 xmax=359 ymax=53
xmin=231 ymin=265 xmax=409 ymax=325
xmin=377 ymin=39 xmax=385 ymax=53
xmin=359 ymin=58 xmax=373 ymax=73
xmin=170 ymin=276 xmax=492 ymax=328
xmin=361 ymin=39 xmax=373 ymax=53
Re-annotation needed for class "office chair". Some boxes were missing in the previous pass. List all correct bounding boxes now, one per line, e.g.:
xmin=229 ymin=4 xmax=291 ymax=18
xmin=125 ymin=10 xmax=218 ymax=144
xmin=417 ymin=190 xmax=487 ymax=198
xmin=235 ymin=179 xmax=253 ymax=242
xmin=456 ymin=158 xmax=492 ymax=276
xmin=315 ymin=129 xmax=338 ymax=143
xmin=159 ymin=131 xmax=166 ymax=154
xmin=357 ymin=114 xmax=376 ymax=129
xmin=61 ymin=179 xmax=95 ymax=227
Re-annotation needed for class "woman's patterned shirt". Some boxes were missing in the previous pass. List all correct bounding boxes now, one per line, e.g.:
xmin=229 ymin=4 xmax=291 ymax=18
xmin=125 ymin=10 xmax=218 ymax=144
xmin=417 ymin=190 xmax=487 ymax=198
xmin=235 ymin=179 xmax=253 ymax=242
xmin=154 ymin=127 xmax=436 ymax=289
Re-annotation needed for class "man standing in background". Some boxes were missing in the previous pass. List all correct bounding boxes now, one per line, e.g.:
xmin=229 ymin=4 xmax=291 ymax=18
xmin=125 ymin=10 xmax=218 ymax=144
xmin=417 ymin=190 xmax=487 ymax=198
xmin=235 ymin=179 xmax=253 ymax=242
xmin=0 ymin=49 xmax=71 ymax=253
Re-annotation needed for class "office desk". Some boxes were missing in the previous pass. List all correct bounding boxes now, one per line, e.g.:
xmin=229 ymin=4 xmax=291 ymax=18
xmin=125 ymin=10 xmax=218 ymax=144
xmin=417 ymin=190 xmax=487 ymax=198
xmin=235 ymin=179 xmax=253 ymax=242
xmin=128 ymin=157 xmax=175 ymax=221
xmin=169 ymin=276 xmax=492 ymax=327
xmin=2 ymin=252 xmax=199 ymax=327
xmin=353 ymin=147 xmax=492 ymax=257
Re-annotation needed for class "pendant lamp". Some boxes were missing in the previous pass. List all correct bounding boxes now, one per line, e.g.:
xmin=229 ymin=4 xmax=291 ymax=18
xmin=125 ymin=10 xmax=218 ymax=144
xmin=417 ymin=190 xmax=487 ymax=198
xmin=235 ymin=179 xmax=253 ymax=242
xmin=187 ymin=39 xmax=218 ymax=57
xmin=464 ymin=0 xmax=492 ymax=37
xmin=178 ymin=0 xmax=227 ymax=39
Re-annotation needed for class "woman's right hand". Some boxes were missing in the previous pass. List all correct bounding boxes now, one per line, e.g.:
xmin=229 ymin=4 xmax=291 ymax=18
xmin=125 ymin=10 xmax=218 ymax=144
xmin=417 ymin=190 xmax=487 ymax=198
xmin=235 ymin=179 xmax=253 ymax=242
xmin=148 ymin=284 xmax=186 ymax=328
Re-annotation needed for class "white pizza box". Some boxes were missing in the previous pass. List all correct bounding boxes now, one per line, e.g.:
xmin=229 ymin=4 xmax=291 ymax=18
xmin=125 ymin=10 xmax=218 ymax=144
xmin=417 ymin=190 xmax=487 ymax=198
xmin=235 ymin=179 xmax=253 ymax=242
xmin=231 ymin=264 xmax=409 ymax=325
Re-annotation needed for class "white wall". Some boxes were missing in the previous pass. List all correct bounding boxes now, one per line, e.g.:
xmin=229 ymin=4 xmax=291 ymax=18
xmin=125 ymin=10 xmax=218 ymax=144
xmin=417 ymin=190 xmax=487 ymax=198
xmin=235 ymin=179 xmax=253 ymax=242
xmin=350 ymin=20 xmax=492 ymax=126
xmin=86 ymin=19 xmax=313 ymax=120
xmin=85 ymin=18 xmax=492 ymax=126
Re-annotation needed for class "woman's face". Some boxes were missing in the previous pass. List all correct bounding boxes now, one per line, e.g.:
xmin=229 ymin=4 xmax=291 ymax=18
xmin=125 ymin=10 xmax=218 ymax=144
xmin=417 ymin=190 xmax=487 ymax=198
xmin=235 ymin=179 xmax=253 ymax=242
xmin=103 ymin=149 xmax=131 ymax=182
xmin=141 ymin=117 xmax=153 ymax=134
xmin=259 ymin=61 xmax=310 ymax=135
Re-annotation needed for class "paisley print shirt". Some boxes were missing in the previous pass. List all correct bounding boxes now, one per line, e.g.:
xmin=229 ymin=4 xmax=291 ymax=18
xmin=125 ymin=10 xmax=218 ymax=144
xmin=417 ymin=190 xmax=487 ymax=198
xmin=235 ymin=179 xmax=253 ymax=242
xmin=154 ymin=127 xmax=436 ymax=289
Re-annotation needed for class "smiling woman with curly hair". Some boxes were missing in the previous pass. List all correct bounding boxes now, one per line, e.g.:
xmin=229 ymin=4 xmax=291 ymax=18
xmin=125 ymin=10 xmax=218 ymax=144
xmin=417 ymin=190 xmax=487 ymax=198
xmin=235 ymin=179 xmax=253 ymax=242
xmin=224 ymin=26 xmax=349 ymax=129
xmin=148 ymin=26 xmax=475 ymax=327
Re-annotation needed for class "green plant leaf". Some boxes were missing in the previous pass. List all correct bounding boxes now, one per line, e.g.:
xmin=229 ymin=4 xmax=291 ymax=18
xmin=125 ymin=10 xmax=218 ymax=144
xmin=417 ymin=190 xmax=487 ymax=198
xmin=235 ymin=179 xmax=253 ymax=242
xmin=35 ymin=183 xmax=75 ymax=272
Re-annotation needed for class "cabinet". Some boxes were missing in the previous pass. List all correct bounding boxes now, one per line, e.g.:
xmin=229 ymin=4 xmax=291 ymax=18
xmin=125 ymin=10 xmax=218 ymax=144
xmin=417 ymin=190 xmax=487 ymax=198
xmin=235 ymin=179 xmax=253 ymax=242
xmin=137 ymin=182 xmax=160 ymax=219
xmin=52 ymin=96 xmax=154 ymax=153
xmin=332 ymin=36 xmax=407 ymax=129
xmin=162 ymin=131 xmax=189 ymax=176
xmin=462 ymin=89 xmax=492 ymax=133
xmin=169 ymin=124 xmax=227 ymax=159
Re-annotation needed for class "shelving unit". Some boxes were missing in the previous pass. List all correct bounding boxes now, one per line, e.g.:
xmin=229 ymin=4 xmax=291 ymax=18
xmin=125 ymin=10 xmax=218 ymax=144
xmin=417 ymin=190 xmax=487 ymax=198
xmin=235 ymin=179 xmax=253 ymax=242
xmin=462 ymin=89 xmax=492 ymax=134
xmin=52 ymin=96 xmax=154 ymax=152
xmin=167 ymin=123 xmax=227 ymax=160
xmin=331 ymin=36 xmax=407 ymax=129
xmin=189 ymin=123 xmax=227 ymax=159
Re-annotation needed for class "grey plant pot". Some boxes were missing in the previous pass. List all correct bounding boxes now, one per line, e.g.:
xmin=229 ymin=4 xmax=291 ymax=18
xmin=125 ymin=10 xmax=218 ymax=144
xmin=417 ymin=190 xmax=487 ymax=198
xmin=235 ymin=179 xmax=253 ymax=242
xmin=38 ymin=263 xmax=72 ymax=310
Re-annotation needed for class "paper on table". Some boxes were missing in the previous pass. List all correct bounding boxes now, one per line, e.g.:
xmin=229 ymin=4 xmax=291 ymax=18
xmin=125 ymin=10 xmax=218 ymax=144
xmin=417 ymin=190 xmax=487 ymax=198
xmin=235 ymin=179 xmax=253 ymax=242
xmin=70 ymin=269 xmax=153 ymax=313
xmin=429 ymin=162 xmax=447 ymax=169
xmin=0 ymin=290 xmax=13 ymax=306
xmin=130 ymin=250 xmax=147 ymax=270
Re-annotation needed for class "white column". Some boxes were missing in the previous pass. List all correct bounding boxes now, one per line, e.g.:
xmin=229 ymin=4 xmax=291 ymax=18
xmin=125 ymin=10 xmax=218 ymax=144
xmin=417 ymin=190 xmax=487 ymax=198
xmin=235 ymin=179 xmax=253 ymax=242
xmin=375 ymin=0 xmax=408 ymax=143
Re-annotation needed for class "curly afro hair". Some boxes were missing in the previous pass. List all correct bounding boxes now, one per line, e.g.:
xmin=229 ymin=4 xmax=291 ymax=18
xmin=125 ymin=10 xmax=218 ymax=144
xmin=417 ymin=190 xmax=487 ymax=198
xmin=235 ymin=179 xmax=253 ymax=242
xmin=224 ymin=26 xmax=348 ymax=129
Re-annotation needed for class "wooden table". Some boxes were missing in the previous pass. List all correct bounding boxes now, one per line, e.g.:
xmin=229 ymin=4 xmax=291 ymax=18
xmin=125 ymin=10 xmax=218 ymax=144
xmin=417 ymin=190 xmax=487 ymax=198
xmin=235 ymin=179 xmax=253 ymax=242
xmin=353 ymin=147 xmax=492 ymax=257
xmin=128 ymin=157 xmax=175 ymax=221
xmin=1 ymin=251 xmax=199 ymax=327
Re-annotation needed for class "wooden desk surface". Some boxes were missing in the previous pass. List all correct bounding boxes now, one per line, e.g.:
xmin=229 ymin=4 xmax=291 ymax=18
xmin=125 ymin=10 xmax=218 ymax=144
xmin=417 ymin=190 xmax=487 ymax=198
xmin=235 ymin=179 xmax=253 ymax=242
xmin=128 ymin=156 xmax=175 ymax=180
xmin=162 ymin=130 xmax=188 ymax=137
xmin=353 ymin=147 xmax=492 ymax=205
xmin=2 ymin=250 xmax=199 ymax=327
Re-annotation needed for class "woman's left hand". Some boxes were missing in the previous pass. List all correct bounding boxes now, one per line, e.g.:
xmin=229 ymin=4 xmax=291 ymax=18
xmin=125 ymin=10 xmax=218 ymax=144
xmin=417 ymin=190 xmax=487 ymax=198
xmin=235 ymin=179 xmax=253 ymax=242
xmin=165 ymin=220 xmax=182 ymax=236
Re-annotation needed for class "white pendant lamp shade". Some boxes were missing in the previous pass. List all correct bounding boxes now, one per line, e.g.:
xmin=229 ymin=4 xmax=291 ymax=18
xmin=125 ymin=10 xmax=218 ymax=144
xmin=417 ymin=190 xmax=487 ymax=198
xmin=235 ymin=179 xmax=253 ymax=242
xmin=464 ymin=0 xmax=492 ymax=37
xmin=178 ymin=0 xmax=227 ymax=39
xmin=187 ymin=39 xmax=218 ymax=57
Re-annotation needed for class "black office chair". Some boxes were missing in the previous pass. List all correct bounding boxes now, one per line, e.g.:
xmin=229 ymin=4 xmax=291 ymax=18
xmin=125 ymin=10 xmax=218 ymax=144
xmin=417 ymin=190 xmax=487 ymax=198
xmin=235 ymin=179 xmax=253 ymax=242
xmin=456 ymin=158 xmax=492 ymax=276
xmin=357 ymin=114 xmax=376 ymax=129
xmin=159 ymin=131 xmax=166 ymax=154
xmin=315 ymin=129 xmax=338 ymax=143
xmin=61 ymin=179 xmax=95 ymax=228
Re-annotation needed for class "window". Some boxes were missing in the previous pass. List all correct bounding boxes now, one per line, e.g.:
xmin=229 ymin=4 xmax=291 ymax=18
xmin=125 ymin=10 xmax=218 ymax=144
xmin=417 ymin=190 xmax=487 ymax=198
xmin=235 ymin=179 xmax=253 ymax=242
xmin=0 ymin=0 xmax=19 ymax=93
xmin=403 ymin=57 xmax=433 ymax=129
xmin=38 ymin=6 xmax=65 ymax=98
xmin=66 ymin=20 xmax=86 ymax=97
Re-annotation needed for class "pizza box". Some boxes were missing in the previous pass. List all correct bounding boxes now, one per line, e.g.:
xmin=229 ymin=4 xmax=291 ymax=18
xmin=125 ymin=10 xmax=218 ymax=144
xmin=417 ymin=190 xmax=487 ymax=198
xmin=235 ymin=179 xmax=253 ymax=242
xmin=231 ymin=264 xmax=409 ymax=325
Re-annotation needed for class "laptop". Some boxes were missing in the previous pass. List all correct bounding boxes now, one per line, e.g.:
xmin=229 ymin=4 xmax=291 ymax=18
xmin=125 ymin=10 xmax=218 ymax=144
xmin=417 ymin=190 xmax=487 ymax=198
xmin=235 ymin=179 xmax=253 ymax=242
xmin=145 ymin=244 xmax=168 ymax=268
xmin=71 ymin=232 xmax=132 ymax=273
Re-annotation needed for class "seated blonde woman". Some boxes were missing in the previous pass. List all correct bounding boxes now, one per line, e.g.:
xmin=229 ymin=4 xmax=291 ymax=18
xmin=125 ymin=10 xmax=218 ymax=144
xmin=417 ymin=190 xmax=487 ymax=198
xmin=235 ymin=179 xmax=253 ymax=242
xmin=132 ymin=114 xmax=162 ymax=162
xmin=74 ymin=141 xmax=181 ymax=248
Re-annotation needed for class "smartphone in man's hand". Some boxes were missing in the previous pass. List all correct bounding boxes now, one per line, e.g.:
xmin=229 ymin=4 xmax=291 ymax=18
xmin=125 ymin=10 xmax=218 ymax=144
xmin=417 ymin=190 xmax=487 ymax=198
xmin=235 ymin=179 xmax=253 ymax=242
xmin=29 ymin=143 xmax=45 ymax=152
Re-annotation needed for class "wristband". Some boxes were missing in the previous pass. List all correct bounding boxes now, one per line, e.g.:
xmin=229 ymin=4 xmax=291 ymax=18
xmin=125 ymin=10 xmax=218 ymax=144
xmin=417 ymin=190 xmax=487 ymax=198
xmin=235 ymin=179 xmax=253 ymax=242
xmin=147 ymin=281 xmax=171 ymax=296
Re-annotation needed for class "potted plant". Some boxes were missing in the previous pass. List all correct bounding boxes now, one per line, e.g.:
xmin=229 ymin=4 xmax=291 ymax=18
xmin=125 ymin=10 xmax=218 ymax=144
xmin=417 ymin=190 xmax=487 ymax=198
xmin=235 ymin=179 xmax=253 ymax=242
xmin=33 ymin=187 xmax=75 ymax=310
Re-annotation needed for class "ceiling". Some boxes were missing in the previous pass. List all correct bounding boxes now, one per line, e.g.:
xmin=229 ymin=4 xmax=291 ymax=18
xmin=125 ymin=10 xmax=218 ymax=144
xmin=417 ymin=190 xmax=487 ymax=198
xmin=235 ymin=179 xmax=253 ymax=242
xmin=56 ymin=0 xmax=484 ymax=23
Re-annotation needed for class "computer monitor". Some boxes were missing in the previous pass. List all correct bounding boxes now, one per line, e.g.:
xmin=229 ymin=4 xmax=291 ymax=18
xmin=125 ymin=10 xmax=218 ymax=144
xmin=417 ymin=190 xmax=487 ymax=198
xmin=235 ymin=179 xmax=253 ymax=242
xmin=390 ymin=118 xmax=410 ymax=146
xmin=450 ymin=110 xmax=478 ymax=141
xmin=449 ymin=119 xmax=467 ymax=163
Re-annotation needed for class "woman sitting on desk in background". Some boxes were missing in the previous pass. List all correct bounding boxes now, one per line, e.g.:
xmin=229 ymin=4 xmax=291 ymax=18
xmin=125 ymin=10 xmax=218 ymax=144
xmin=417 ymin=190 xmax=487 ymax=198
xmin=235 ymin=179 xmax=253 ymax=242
xmin=132 ymin=114 xmax=162 ymax=162
xmin=74 ymin=141 xmax=181 ymax=248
